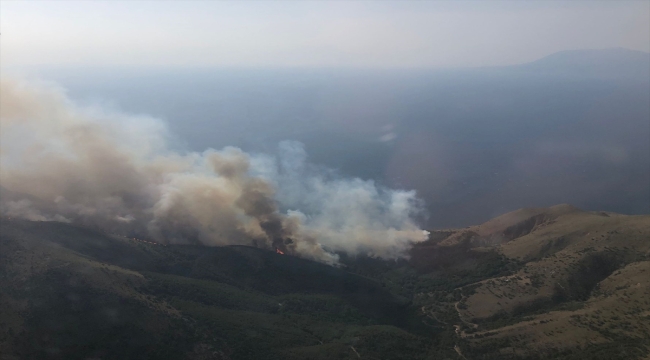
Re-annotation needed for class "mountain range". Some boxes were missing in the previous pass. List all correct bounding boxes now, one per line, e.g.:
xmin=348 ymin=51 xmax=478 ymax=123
xmin=2 ymin=204 xmax=649 ymax=360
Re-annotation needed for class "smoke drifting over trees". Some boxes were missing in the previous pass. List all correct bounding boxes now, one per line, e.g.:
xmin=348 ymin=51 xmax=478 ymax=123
xmin=0 ymin=78 xmax=427 ymax=264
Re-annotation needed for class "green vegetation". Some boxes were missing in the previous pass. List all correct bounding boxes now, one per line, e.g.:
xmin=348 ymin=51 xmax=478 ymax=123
xmin=553 ymin=251 xmax=636 ymax=302
xmin=0 ymin=219 xmax=456 ymax=360
xmin=3 ymin=205 xmax=650 ymax=360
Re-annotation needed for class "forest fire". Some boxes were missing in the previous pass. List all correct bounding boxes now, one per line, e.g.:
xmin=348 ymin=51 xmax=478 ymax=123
xmin=276 ymin=248 xmax=285 ymax=255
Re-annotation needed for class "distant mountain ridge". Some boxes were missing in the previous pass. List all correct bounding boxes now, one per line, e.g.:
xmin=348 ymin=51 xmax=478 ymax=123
xmin=518 ymin=47 xmax=650 ymax=78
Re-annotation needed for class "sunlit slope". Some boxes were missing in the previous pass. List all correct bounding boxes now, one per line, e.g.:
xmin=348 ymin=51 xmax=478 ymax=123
xmin=0 ymin=218 xmax=442 ymax=360
xmin=442 ymin=206 xmax=650 ymax=358
xmin=466 ymin=260 xmax=650 ymax=358
xmin=435 ymin=204 xmax=580 ymax=247
xmin=460 ymin=206 xmax=650 ymax=319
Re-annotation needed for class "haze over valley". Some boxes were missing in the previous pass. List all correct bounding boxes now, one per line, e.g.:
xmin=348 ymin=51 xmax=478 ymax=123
xmin=18 ymin=48 xmax=650 ymax=228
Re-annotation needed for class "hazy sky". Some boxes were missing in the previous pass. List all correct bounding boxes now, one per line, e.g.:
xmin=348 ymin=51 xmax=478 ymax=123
xmin=1 ymin=1 xmax=649 ymax=69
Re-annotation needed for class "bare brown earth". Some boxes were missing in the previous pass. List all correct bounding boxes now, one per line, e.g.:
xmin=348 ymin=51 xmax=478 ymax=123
xmin=419 ymin=204 xmax=650 ymax=358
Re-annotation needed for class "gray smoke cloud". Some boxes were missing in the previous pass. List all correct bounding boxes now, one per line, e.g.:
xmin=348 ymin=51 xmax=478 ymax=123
xmin=0 ymin=78 xmax=428 ymax=265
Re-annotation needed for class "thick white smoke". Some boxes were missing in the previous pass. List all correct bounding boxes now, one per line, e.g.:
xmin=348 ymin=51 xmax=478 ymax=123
xmin=0 ymin=78 xmax=428 ymax=265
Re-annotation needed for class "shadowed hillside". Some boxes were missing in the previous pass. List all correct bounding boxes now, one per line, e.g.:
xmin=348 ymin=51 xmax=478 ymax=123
xmin=0 ymin=218 xmax=441 ymax=360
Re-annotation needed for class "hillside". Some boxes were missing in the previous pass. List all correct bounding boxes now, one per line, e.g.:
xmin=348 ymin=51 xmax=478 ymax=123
xmin=0 ymin=219 xmax=442 ymax=360
xmin=417 ymin=205 xmax=650 ymax=359
xmin=1 ymin=205 xmax=650 ymax=359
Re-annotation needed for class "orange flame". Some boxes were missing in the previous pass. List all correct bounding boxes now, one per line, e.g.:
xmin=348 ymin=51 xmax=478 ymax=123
xmin=276 ymin=248 xmax=285 ymax=255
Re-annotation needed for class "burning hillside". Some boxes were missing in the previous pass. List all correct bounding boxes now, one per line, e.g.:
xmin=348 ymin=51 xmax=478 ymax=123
xmin=0 ymin=78 xmax=428 ymax=265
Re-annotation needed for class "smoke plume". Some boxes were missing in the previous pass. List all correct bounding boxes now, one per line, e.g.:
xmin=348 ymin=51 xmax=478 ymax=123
xmin=0 ymin=78 xmax=428 ymax=265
